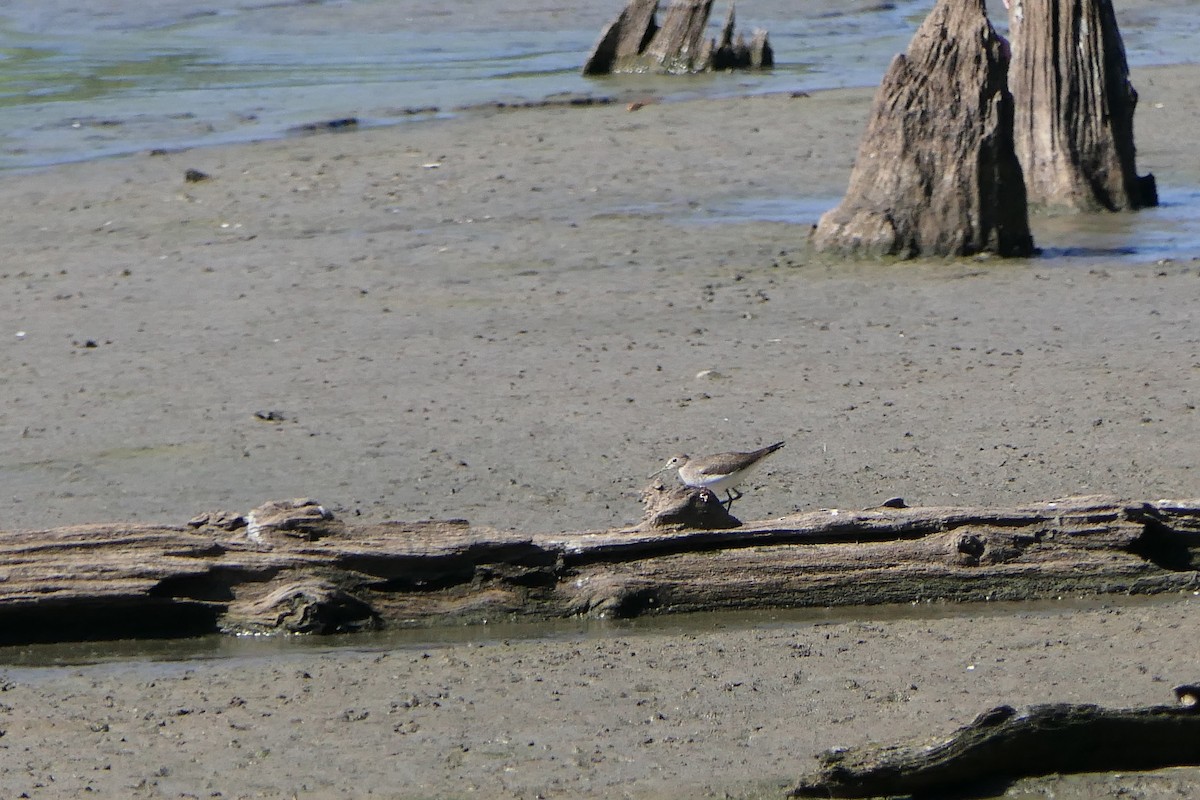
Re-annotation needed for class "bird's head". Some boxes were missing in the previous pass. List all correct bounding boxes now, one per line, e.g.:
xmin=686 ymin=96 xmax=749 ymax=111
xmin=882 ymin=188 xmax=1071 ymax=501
xmin=649 ymin=454 xmax=689 ymax=478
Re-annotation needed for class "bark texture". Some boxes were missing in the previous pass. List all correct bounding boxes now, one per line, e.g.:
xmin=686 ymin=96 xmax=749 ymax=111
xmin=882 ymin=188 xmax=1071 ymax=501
xmin=1008 ymin=0 xmax=1157 ymax=211
xmin=641 ymin=0 xmax=713 ymax=73
xmin=792 ymin=696 xmax=1200 ymax=798
xmin=812 ymin=0 xmax=1034 ymax=258
xmin=639 ymin=481 xmax=741 ymax=529
xmin=582 ymin=0 xmax=771 ymax=75
xmin=582 ymin=0 xmax=660 ymax=75
xmin=1 ymin=496 xmax=1198 ymax=644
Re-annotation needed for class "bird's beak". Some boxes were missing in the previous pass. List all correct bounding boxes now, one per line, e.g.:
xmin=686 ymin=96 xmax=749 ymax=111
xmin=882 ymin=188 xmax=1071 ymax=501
xmin=648 ymin=464 xmax=670 ymax=479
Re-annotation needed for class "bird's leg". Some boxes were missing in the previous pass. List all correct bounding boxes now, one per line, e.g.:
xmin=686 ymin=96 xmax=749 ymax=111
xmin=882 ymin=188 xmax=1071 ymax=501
xmin=723 ymin=488 xmax=743 ymax=510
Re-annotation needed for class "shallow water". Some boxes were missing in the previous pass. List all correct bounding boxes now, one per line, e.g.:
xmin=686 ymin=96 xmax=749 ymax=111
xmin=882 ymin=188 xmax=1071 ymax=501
xmin=690 ymin=187 xmax=1200 ymax=265
xmin=0 ymin=0 xmax=1195 ymax=171
xmin=0 ymin=591 xmax=1193 ymax=671
xmin=1032 ymin=188 xmax=1200 ymax=263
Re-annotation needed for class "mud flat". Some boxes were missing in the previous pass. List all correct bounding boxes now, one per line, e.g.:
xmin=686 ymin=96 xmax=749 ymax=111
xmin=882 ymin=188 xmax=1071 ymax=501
xmin=3 ymin=63 xmax=1200 ymax=797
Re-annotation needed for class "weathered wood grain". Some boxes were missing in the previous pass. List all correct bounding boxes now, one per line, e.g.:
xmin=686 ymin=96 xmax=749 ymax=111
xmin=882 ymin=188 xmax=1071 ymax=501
xmin=1008 ymin=0 xmax=1156 ymax=210
xmin=582 ymin=0 xmax=771 ymax=75
xmin=792 ymin=693 xmax=1200 ymax=797
xmin=0 ymin=496 xmax=1197 ymax=644
xmin=812 ymin=0 xmax=1033 ymax=258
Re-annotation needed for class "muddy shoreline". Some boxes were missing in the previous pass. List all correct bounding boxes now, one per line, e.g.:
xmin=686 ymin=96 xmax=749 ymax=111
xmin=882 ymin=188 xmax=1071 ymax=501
xmin=3 ymin=63 xmax=1200 ymax=797
xmin=1 ymin=596 xmax=1197 ymax=798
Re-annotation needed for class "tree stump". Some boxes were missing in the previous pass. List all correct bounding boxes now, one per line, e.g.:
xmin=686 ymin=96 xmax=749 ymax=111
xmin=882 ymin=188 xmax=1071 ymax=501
xmin=640 ymin=0 xmax=713 ymax=73
xmin=707 ymin=5 xmax=773 ymax=71
xmin=811 ymin=0 xmax=1034 ymax=259
xmin=582 ymin=0 xmax=771 ymax=75
xmin=582 ymin=0 xmax=660 ymax=75
xmin=1007 ymin=0 xmax=1157 ymax=211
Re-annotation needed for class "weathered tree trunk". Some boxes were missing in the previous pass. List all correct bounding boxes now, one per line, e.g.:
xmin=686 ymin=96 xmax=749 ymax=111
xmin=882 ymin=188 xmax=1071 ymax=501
xmin=746 ymin=29 xmax=772 ymax=69
xmin=1 ymin=496 xmax=1198 ymax=644
xmin=812 ymin=0 xmax=1034 ymax=258
xmin=642 ymin=0 xmax=713 ymax=73
xmin=707 ymin=4 xmax=773 ymax=71
xmin=582 ymin=0 xmax=771 ymax=75
xmin=1008 ymin=0 xmax=1157 ymax=211
xmin=792 ymin=694 xmax=1200 ymax=798
xmin=582 ymin=0 xmax=660 ymax=75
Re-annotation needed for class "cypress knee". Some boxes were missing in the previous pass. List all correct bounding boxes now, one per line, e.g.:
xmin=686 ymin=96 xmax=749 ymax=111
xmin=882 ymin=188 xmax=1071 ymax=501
xmin=812 ymin=0 xmax=1033 ymax=259
xmin=583 ymin=0 xmax=771 ymax=75
xmin=1007 ymin=0 xmax=1157 ymax=211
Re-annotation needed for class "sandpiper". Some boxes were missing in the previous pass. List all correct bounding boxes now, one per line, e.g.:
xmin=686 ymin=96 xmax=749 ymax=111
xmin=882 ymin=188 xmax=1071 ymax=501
xmin=650 ymin=441 xmax=784 ymax=510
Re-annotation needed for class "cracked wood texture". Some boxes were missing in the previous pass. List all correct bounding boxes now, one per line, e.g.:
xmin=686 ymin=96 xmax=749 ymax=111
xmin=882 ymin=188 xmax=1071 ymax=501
xmin=582 ymin=0 xmax=771 ymax=75
xmin=0 ymin=496 xmax=1197 ymax=644
xmin=791 ymin=699 xmax=1200 ymax=798
xmin=1008 ymin=0 xmax=1157 ymax=211
xmin=812 ymin=0 xmax=1033 ymax=258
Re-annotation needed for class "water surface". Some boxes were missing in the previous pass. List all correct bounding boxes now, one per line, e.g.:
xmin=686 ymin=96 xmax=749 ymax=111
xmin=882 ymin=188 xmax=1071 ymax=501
xmin=1 ymin=0 xmax=1195 ymax=171
xmin=690 ymin=187 xmax=1200 ymax=264
xmin=1 ymin=592 xmax=1193 ymax=671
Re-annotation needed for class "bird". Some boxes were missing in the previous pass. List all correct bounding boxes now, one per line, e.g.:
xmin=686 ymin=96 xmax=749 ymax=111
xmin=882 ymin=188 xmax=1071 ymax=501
xmin=650 ymin=441 xmax=784 ymax=510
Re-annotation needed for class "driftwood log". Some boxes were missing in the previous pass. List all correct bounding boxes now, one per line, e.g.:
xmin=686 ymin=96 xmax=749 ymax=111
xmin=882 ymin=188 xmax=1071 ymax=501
xmin=583 ymin=0 xmax=771 ymax=76
xmin=816 ymin=0 xmax=1032 ymax=257
xmin=1008 ymin=0 xmax=1157 ymax=211
xmin=811 ymin=0 xmax=1034 ymax=258
xmin=792 ymin=689 xmax=1200 ymax=798
xmin=1 ymin=495 xmax=1197 ymax=645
